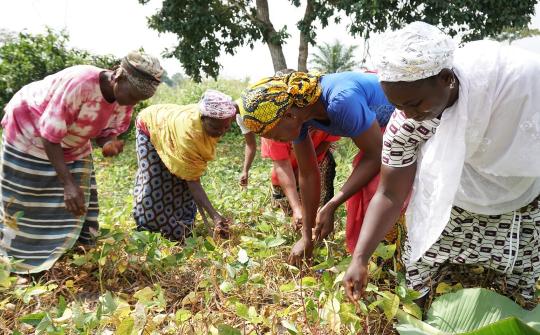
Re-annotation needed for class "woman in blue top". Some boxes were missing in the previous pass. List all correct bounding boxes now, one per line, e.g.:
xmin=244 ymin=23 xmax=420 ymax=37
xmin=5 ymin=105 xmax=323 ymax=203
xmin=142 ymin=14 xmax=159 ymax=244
xmin=239 ymin=71 xmax=395 ymax=266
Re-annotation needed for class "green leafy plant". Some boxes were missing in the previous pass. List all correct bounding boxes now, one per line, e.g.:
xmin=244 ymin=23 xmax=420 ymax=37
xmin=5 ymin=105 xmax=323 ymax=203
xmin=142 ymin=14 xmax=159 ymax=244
xmin=2 ymin=81 xmax=538 ymax=334
xmin=396 ymin=288 xmax=540 ymax=335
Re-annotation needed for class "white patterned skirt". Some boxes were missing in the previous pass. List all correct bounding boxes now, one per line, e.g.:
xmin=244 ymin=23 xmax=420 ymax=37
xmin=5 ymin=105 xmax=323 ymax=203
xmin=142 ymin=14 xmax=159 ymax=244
xmin=403 ymin=195 xmax=540 ymax=301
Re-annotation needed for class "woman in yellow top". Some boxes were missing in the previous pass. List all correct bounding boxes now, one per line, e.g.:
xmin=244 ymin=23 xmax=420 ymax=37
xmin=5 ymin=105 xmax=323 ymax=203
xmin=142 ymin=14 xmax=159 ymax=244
xmin=132 ymin=90 xmax=235 ymax=240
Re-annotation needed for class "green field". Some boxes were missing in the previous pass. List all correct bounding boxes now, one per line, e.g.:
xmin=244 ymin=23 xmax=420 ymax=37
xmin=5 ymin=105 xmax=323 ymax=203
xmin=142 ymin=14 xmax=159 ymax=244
xmin=1 ymin=82 xmax=537 ymax=334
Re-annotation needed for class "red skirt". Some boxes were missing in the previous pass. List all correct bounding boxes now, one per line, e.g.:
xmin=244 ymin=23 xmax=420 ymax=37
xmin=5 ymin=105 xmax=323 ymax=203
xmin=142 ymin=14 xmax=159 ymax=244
xmin=344 ymin=147 xmax=409 ymax=253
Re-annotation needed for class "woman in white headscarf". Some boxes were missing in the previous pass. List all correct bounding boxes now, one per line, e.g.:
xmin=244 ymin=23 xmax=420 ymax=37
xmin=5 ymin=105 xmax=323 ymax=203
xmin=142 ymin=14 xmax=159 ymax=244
xmin=0 ymin=51 xmax=163 ymax=273
xmin=343 ymin=21 xmax=540 ymax=306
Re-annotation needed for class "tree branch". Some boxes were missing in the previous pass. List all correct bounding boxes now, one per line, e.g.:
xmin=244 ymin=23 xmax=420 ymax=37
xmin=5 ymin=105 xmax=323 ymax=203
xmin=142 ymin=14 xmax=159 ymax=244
xmin=227 ymin=0 xmax=264 ymax=28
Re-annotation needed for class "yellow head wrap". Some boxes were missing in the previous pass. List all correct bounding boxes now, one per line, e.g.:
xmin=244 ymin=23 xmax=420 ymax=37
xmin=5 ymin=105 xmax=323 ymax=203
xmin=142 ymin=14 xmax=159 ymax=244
xmin=239 ymin=71 xmax=322 ymax=135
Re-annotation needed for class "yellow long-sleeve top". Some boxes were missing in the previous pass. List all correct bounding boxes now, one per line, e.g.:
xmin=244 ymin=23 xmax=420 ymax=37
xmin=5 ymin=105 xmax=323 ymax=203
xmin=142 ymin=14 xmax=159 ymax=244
xmin=137 ymin=104 xmax=218 ymax=181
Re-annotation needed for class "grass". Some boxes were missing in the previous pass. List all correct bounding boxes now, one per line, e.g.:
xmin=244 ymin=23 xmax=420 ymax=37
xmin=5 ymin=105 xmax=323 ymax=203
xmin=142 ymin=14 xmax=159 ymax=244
xmin=0 ymin=79 xmax=538 ymax=333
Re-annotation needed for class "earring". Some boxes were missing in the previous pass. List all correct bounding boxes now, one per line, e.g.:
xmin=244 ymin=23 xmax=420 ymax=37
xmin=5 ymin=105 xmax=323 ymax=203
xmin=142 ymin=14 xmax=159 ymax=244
xmin=449 ymin=76 xmax=456 ymax=89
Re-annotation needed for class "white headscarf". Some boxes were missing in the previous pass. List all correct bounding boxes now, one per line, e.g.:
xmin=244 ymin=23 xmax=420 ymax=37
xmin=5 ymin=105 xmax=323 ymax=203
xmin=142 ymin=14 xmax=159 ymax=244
xmin=376 ymin=21 xmax=456 ymax=82
xmin=404 ymin=40 xmax=540 ymax=264
xmin=199 ymin=89 xmax=236 ymax=119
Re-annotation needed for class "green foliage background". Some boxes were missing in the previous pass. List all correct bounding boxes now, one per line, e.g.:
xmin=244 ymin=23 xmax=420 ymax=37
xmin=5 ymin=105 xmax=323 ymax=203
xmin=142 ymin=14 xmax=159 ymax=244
xmin=139 ymin=0 xmax=537 ymax=80
xmin=0 ymin=29 xmax=118 ymax=116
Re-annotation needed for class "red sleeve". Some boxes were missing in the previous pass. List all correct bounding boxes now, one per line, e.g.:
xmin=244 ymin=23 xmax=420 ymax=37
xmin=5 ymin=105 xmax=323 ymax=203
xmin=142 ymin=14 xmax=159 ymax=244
xmin=261 ymin=138 xmax=291 ymax=161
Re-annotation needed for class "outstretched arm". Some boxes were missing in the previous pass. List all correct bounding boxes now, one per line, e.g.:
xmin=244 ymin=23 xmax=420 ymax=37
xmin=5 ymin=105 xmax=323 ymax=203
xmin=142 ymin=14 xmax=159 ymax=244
xmin=239 ymin=132 xmax=257 ymax=187
xmin=343 ymin=163 xmax=416 ymax=301
xmin=42 ymin=138 xmax=87 ymax=216
xmin=273 ymin=159 xmax=303 ymax=228
xmin=288 ymin=135 xmax=319 ymax=266
xmin=315 ymin=121 xmax=382 ymax=240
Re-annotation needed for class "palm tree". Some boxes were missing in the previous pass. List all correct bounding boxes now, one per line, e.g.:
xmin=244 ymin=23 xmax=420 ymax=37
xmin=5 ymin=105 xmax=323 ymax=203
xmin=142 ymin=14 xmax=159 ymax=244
xmin=309 ymin=40 xmax=358 ymax=73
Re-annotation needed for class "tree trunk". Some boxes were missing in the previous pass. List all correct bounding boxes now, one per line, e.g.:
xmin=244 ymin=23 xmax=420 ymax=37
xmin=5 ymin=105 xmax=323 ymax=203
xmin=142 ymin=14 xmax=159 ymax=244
xmin=297 ymin=0 xmax=314 ymax=72
xmin=255 ymin=0 xmax=287 ymax=72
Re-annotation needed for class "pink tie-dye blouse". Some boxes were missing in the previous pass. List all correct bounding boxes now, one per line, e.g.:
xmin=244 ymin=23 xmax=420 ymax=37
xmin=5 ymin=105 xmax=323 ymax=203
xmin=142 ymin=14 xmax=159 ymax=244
xmin=1 ymin=65 xmax=133 ymax=162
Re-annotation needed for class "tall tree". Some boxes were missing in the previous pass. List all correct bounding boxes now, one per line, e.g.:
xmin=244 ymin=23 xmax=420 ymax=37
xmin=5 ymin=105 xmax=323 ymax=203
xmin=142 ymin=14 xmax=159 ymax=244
xmin=139 ymin=0 xmax=537 ymax=80
xmin=138 ymin=0 xmax=336 ymax=80
xmin=310 ymin=41 xmax=357 ymax=73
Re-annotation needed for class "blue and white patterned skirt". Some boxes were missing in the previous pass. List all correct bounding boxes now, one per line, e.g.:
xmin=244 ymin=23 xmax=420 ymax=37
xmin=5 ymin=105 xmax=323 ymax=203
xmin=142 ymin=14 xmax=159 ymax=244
xmin=132 ymin=130 xmax=196 ymax=241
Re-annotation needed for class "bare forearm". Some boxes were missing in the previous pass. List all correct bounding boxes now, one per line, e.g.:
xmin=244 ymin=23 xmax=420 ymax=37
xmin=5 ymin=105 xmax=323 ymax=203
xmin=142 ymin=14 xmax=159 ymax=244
xmin=242 ymin=146 xmax=256 ymax=173
xmin=327 ymin=153 xmax=380 ymax=210
xmin=298 ymin=171 xmax=320 ymax=240
xmin=41 ymin=138 xmax=74 ymax=185
xmin=314 ymin=141 xmax=332 ymax=157
xmin=351 ymin=192 xmax=403 ymax=263
xmin=274 ymin=162 xmax=302 ymax=214
xmin=187 ymin=180 xmax=220 ymax=219
xmin=293 ymin=137 xmax=320 ymax=240
xmin=242 ymin=133 xmax=256 ymax=173
xmin=352 ymin=164 xmax=416 ymax=263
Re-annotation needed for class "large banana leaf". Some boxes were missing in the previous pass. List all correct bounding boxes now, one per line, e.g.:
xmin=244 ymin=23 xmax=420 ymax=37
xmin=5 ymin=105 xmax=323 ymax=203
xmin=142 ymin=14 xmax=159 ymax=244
xmin=395 ymin=288 xmax=540 ymax=335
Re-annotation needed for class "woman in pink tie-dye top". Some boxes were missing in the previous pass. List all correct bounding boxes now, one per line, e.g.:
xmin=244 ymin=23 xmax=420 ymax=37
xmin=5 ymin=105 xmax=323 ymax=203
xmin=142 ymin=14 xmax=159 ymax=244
xmin=0 ymin=51 xmax=162 ymax=274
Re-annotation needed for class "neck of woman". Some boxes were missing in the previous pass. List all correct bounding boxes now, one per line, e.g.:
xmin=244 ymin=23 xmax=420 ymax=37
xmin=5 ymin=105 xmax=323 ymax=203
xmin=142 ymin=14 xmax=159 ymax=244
xmin=301 ymin=99 xmax=328 ymax=123
xmin=99 ymin=71 xmax=116 ymax=103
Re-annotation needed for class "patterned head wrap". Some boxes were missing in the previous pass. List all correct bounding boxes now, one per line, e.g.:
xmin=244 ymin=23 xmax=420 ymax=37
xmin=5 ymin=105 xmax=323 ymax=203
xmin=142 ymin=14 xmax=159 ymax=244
xmin=239 ymin=71 xmax=322 ymax=135
xmin=116 ymin=51 xmax=163 ymax=99
xmin=376 ymin=21 xmax=456 ymax=82
xmin=199 ymin=89 xmax=236 ymax=119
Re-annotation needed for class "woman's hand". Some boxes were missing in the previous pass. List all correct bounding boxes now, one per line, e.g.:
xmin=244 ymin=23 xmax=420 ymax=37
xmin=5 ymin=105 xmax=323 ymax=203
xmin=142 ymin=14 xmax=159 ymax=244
xmin=314 ymin=204 xmax=336 ymax=241
xmin=64 ymin=180 xmax=86 ymax=216
xmin=291 ymin=209 xmax=303 ymax=231
xmin=212 ymin=214 xmax=230 ymax=239
xmin=238 ymin=171 xmax=249 ymax=187
xmin=288 ymin=237 xmax=313 ymax=267
xmin=343 ymin=257 xmax=370 ymax=302
xmin=102 ymin=139 xmax=124 ymax=157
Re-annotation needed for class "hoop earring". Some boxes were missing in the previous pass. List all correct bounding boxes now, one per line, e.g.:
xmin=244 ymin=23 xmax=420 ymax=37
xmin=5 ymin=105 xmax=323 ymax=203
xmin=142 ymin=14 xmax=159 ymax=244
xmin=449 ymin=77 xmax=456 ymax=89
